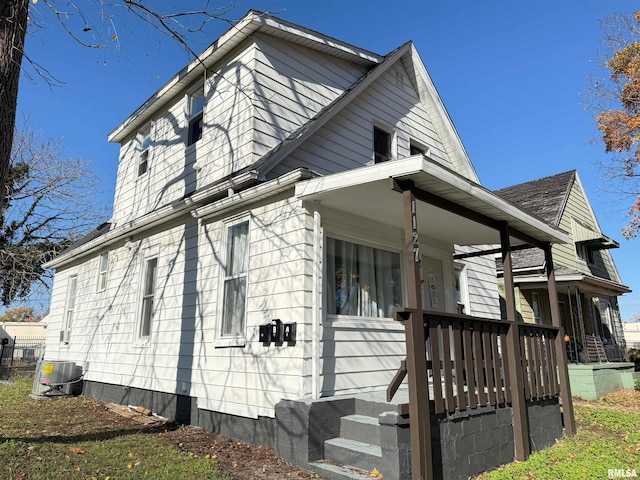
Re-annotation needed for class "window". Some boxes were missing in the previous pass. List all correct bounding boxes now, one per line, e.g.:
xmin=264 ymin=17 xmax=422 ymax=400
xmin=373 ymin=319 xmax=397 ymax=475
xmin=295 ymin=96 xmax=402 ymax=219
xmin=327 ymin=237 xmax=402 ymax=318
xmin=576 ymin=243 xmax=594 ymax=264
xmin=373 ymin=126 xmax=392 ymax=163
xmin=139 ymin=257 xmax=158 ymax=338
xmin=138 ymin=128 xmax=151 ymax=176
xmin=97 ymin=252 xmax=109 ymax=291
xmin=61 ymin=275 xmax=77 ymax=343
xmin=220 ymin=220 xmax=249 ymax=339
xmin=531 ymin=291 xmax=542 ymax=324
xmin=454 ymin=263 xmax=468 ymax=315
xmin=410 ymin=140 xmax=428 ymax=156
xmin=187 ymin=85 xmax=205 ymax=146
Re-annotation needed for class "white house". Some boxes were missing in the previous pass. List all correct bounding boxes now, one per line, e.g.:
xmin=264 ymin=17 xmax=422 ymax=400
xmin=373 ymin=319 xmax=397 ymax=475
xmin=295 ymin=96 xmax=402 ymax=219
xmin=42 ymin=11 xmax=571 ymax=480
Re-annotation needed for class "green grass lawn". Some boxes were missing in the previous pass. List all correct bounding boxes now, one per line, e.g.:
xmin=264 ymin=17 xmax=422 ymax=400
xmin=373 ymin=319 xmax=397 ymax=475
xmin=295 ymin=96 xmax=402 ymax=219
xmin=0 ymin=377 xmax=228 ymax=480
xmin=477 ymin=393 xmax=640 ymax=479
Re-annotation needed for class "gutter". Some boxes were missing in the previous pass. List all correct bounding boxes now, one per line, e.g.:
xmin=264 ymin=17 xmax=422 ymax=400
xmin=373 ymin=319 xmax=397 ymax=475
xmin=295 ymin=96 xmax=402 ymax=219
xmin=43 ymin=170 xmax=261 ymax=269
xmin=192 ymin=168 xmax=317 ymax=220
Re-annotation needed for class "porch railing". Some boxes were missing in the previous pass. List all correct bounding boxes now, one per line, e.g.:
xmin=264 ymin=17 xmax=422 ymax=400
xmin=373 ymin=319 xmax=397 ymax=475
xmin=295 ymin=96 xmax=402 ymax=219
xmin=387 ymin=310 xmax=561 ymax=413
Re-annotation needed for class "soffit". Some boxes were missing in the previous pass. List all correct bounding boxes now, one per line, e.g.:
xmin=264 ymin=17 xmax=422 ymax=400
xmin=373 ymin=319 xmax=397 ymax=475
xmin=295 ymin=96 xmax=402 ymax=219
xmin=295 ymin=156 xmax=569 ymax=247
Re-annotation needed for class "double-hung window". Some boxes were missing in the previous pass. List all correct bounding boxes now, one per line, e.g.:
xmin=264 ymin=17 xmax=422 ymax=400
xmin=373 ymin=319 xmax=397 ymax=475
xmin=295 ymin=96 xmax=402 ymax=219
xmin=61 ymin=275 xmax=77 ymax=343
xmin=138 ymin=127 xmax=151 ymax=176
xmin=220 ymin=219 xmax=250 ymax=341
xmin=139 ymin=256 xmax=158 ymax=338
xmin=97 ymin=252 xmax=109 ymax=291
xmin=187 ymin=85 xmax=205 ymax=146
xmin=326 ymin=237 xmax=402 ymax=318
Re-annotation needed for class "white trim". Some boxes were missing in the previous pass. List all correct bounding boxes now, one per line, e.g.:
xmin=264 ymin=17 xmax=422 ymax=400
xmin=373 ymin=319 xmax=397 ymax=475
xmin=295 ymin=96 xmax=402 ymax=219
xmin=44 ymin=170 xmax=260 ymax=269
xmin=295 ymin=156 xmax=569 ymax=245
xmin=311 ymin=207 xmax=322 ymax=399
xmin=215 ymin=216 xmax=250 ymax=348
xmin=108 ymin=11 xmax=382 ymax=144
xmin=133 ymin=247 xmax=159 ymax=348
xmin=96 ymin=251 xmax=109 ymax=292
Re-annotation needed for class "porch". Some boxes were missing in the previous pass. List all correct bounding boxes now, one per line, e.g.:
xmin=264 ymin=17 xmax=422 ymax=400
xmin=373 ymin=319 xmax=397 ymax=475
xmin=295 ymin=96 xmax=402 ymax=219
xmin=294 ymin=156 xmax=575 ymax=480
xmin=275 ymin=310 xmax=565 ymax=480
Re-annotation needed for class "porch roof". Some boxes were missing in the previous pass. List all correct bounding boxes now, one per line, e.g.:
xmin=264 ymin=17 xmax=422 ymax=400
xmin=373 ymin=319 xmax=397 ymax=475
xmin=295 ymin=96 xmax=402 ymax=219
xmin=295 ymin=156 xmax=570 ymax=247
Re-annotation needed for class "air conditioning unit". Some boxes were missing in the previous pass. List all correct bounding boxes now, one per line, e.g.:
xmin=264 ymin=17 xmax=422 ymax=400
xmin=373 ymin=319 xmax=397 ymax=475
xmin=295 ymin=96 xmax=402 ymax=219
xmin=30 ymin=360 xmax=83 ymax=399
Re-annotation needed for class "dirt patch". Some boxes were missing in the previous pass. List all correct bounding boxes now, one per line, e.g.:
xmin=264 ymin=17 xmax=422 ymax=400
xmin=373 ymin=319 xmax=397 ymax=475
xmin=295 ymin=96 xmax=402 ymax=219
xmin=91 ymin=400 xmax=323 ymax=480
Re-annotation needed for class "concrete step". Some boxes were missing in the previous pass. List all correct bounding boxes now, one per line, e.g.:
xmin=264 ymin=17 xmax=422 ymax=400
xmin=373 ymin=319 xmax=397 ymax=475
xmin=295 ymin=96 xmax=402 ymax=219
xmin=309 ymin=461 xmax=373 ymax=480
xmin=354 ymin=398 xmax=394 ymax=418
xmin=340 ymin=414 xmax=380 ymax=446
xmin=324 ymin=437 xmax=382 ymax=472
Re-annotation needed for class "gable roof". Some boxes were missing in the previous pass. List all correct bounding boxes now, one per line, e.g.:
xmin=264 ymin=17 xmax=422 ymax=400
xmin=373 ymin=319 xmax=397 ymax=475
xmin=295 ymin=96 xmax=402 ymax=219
xmin=108 ymin=10 xmax=383 ymax=144
xmin=493 ymin=170 xmax=575 ymax=227
xmin=108 ymin=11 xmax=480 ymax=182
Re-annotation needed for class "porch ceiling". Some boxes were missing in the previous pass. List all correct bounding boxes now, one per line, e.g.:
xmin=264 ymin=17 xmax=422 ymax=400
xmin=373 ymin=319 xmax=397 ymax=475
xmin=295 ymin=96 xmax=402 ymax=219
xmin=295 ymin=156 xmax=570 ymax=247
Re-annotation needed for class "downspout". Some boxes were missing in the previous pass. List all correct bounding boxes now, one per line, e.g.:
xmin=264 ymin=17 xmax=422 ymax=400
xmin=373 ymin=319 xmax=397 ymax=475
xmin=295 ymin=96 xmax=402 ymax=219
xmin=311 ymin=206 xmax=322 ymax=399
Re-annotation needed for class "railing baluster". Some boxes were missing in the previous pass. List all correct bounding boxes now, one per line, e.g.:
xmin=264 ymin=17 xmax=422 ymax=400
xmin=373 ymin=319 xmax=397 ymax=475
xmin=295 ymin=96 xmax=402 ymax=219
xmin=441 ymin=320 xmax=455 ymax=412
xmin=463 ymin=323 xmax=476 ymax=409
xmin=453 ymin=320 xmax=465 ymax=410
xmin=474 ymin=328 xmax=486 ymax=406
xmin=483 ymin=326 xmax=496 ymax=406
xmin=429 ymin=320 xmax=444 ymax=414
xmin=491 ymin=327 xmax=504 ymax=405
xmin=500 ymin=327 xmax=511 ymax=403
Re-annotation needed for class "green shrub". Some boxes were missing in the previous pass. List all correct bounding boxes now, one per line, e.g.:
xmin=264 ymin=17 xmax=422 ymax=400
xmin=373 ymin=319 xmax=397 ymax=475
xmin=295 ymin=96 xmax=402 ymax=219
xmin=635 ymin=377 xmax=640 ymax=392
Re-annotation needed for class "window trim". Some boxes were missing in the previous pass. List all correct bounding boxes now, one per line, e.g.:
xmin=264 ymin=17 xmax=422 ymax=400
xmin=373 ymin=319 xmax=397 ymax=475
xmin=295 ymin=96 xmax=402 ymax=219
xmin=61 ymin=274 xmax=78 ymax=344
xmin=325 ymin=235 xmax=404 ymax=320
xmin=531 ymin=291 xmax=542 ymax=324
xmin=186 ymin=84 xmax=205 ymax=147
xmin=409 ymin=139 xmax=430 ymax=157
xmin=134 ymin=251 xmax=158 ymax=346
xmin=373 ymin=124 xmax=395 ymax=164
xmin=216 ymin=216 xmax=250 ymax=347
xmin=138 ymin=125 xmax=151 ymax=176
xmin=96 ymin=252 xmax=109 ymax=292
xmin=454 ymin=262 xmax=469 ymax=315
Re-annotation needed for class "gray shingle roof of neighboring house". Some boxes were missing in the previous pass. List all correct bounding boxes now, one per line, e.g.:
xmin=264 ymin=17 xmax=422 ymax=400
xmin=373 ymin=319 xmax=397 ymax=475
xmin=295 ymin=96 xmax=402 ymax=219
xmin=493 ymin=170 xmax=576 ymax=272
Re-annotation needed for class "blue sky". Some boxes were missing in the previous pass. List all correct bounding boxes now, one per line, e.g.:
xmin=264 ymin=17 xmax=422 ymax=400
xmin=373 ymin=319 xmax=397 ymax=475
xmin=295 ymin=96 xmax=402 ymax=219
xmin=16 ymin=0 xmax=640 ymax=320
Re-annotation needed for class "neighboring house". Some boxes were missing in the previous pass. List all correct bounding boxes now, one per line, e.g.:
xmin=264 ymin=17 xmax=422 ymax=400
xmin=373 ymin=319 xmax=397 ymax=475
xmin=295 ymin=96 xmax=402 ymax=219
xmin=495 ymin=170 xmax=631 ymax=362
xmin=41 ymin=11 xmax=572 ymax=479
xmin=624 ymin=321 xmax=640 ymax=349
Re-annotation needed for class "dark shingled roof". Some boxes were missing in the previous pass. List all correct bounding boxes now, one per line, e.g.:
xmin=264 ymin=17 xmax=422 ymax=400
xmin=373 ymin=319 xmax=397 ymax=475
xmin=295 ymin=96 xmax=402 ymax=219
xmin=493 ymin=171 xmax=576 ymax=271
xmin=493 ymin=170 xmax=576 ymax=226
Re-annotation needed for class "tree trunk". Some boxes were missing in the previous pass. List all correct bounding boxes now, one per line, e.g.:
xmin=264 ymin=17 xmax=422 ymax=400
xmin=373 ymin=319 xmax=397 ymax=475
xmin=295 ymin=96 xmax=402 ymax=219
xmin=0 ymin=0 xmax=29 ymax=212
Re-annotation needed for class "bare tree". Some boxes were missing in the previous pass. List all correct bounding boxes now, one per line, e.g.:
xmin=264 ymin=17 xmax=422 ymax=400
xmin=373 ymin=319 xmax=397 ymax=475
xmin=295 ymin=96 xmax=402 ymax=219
xmin=0 ymin=122 xmax=108 ymax=306
xmin=0 ymin=1 xmax=239 ymax=214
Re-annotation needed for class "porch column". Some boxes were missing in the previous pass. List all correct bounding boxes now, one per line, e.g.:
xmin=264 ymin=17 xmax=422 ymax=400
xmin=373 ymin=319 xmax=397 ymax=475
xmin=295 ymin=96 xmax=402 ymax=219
xmin=402 ymin=183 xmax=433 ymax=480
xmin=543 ymin=243 xmax=576 ymax=436
xmin=499 ymin=222 xmax=531 ymax=461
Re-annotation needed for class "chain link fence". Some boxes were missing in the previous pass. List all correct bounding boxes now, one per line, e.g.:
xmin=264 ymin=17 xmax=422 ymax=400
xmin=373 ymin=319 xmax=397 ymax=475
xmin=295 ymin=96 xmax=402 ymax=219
xmin=0 ymin=335 xmax=46 ymax=379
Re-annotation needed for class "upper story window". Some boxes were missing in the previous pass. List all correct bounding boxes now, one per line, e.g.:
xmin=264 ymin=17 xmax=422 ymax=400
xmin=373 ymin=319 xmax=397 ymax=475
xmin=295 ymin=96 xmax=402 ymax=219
xmin=219 ymin=219 xmax=250 ymax=344
xmin=326 ymin=237 xmax=402 ymax=318
xmin=139 ymin=256 xmax=158 ymax=338
xmin=97 ymin=252 xmax=109 ymax=291
xmin=187 ymin=85 xmax=205 ymax=146
xmin=373 ymin=125 xmax=393 ymax=163
xmin=576 ymin=243 xmax=595 ymax=264
xmin=138 ymin=127 xmax=151 ymax=176
xmin=410 ymin=140 xmax=429 ymax=157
